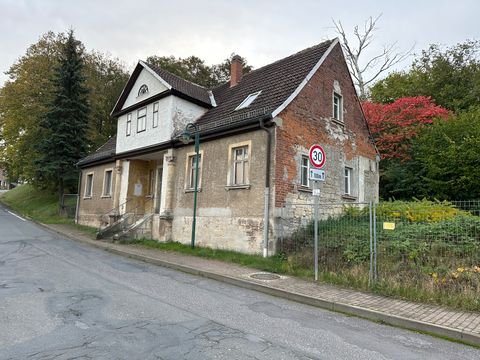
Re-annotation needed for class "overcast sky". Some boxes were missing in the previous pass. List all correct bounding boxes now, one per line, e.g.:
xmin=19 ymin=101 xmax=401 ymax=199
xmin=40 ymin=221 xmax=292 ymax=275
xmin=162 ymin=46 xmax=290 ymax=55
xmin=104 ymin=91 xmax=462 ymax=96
xmin=1 ymin=0 xmax=478 ymax=86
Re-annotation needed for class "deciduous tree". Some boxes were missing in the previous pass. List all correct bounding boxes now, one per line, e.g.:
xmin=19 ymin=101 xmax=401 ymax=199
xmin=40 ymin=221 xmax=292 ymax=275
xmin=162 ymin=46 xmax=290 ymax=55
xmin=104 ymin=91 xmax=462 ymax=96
xmin=362 ymin=96 xmax=449 ymax=161
xmin=414 ymin=107 xmax=480 ymax=199
xmin=333 ymin=15 xmax=412 ymax=100
xmin=362 ymin=96 xmax=449 ymax=200
xmin=146 ymin=54 xmax=252 ymax=88
xmin=0 ymin=32 xmax=63 ymax=182
xmin=370 ymin=40 xmax=480 ymax=113
xmin=0 ymin=31 xmax=128 ymax=183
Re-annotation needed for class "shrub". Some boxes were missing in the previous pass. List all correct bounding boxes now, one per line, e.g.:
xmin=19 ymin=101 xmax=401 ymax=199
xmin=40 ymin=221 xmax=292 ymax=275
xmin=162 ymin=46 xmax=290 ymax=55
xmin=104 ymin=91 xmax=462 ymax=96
xmin=376 ymin=199 xmax=467 ymax=223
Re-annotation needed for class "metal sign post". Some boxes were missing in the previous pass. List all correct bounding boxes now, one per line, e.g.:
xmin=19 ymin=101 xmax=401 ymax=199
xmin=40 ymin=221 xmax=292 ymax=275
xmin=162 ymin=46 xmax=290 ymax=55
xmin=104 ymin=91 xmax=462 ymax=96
xmin=313 ymin=182 xmax=320 ymax=281
xmin=308 ymin=144 xmax=326 ymax=282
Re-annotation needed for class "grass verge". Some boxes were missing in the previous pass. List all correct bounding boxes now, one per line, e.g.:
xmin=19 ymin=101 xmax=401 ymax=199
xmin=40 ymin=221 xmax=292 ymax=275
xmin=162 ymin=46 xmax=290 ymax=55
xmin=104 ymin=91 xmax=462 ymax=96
xmin=0 ymin=185 xmax=74 ymax=224
xmin=128 ymin=239 xmax=316 ymax=276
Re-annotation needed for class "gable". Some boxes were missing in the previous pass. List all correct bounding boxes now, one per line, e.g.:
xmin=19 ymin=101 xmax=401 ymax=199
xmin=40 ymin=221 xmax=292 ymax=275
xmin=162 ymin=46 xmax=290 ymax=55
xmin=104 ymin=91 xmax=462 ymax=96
xmin=121 ymin=68 xmax=169 ymax=110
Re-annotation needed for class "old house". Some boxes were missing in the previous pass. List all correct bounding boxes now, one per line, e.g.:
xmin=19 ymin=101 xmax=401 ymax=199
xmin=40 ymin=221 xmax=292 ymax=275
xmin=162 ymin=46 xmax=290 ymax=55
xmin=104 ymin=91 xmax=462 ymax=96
xmin=76 ymin=38 xmax=379 ymax=255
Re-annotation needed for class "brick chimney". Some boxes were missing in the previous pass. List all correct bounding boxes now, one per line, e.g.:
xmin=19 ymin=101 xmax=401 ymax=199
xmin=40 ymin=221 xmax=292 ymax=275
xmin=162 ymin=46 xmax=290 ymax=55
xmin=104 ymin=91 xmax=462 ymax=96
xmin=230 ymin=55 xmax=243 ymax=87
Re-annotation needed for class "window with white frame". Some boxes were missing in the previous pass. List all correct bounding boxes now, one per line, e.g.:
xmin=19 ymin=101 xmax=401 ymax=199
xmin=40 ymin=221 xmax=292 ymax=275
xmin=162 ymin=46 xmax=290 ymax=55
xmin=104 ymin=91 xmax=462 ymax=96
xmin=301 ymin=155 xmax=309 ymax=187
xmin=235 ymin=91 xmax=261 ymax=111
xmin=84 ymin=173 xmax=94 ymax=198
xmin=186 ymin=153 xmax=202 ymax=190
xmin=137 ymin=107 xmax=146 ymax=132
xmin=344 ymin=167 xmax=352 ymax=195
xmin=333 ymin=92 xmax=343 ymax=121
xmin=232 ymin=146 xmax=249 ymax=185
xmin=152 ymin=102 xmax=159 ymax=128
xmin=102 ymin=169 xmax=113 ymax=197
xmin=126 ymin=113 xmax=132 ymax=136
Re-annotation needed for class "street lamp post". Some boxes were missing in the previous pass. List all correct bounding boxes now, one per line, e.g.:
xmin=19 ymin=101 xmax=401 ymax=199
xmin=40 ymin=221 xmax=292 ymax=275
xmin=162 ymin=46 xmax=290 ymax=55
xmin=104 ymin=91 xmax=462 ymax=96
xmin=179 ymin=123 xmax=200 ymax=249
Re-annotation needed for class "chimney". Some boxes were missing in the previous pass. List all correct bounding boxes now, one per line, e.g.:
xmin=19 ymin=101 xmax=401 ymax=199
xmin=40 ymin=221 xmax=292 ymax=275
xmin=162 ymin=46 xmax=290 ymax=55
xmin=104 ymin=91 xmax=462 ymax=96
xmin=230 ymin=55 xmax=243 ymax=87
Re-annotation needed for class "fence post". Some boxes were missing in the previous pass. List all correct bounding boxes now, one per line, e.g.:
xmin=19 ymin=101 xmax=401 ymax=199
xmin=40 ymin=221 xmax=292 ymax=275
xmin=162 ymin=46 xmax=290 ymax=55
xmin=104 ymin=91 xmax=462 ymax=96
xmin=369 ymin=201 xmax=373 ymax=286
xmin=75 ymin=194 xmax=79 ymax=224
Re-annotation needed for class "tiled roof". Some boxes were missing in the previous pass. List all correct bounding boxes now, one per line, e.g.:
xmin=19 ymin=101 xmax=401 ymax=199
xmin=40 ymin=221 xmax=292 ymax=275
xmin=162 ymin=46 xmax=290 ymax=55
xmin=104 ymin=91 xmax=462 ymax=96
xmin=145 ymin=62 xmax=213 ymax=106
xmin=80 ymin=39 xmax=336 ymax=166
xmin=77 ymin=136 xmax=116 ymax=166
xmin=197 ymin=39 xmax=335 ymax=130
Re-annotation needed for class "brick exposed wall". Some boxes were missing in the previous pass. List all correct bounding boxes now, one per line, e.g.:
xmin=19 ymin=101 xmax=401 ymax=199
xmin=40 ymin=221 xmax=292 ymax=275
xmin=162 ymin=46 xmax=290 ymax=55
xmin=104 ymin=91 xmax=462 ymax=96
xmin=274 ymin=43 xmax=378 ymax=208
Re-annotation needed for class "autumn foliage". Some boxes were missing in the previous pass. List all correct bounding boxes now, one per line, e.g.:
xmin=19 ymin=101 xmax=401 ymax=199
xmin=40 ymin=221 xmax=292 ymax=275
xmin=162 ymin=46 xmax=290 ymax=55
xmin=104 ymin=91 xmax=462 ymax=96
xmin=362 ymin=96 xmax=450 ymax=161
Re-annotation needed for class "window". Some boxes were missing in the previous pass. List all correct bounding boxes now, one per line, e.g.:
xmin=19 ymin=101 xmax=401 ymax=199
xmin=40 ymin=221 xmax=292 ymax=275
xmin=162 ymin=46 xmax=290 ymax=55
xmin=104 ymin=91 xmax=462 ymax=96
xmin=137 ymin=107 xmax=146 ymax=132
xmin=232 ymin=146 xmax=249 ymax=185
xmin=301 ymin=155 xmax=309 ymax=187
xmin=103 ymin=170 xmax=113 ymax=197
xmin=148 ymin=169 xmax=155 ymax=195
xmin=333 ymin=92 xmax=343 ymax=121
xmin=344 ymin=167 xmax=352 ymax=195
xmin=138 ymin=84 xmax=149 ymax=96
xmin=84 ymin=173 xmax=94 ymax=198
xmin=187 ymin=153 xmax=202 ymax=189
xmin=126 ymin=113 xmax=132 ymax=136
xmin=235 ymin=91 xmax=262 ymax=111
xmin=152 ymin=102 xmax=159 ymax=128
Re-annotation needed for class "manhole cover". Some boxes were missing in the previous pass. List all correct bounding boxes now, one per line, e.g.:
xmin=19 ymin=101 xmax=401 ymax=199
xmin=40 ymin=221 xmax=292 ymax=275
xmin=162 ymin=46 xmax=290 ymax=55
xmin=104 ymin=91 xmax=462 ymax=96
xmin=250 ymin=273 xmax=281 ymax=280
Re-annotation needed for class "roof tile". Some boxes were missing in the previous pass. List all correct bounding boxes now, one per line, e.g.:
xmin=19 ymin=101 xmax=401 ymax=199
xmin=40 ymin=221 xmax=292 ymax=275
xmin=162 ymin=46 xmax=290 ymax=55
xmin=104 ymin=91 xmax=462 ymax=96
xmin=80 ymin=39 xmax=335 ymax=166
xmin=145 ymin=63 xmax=212 ymax=106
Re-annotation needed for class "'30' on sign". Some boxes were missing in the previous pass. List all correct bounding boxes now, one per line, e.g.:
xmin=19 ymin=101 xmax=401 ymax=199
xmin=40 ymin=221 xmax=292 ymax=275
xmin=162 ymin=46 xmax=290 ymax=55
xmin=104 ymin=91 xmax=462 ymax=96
xmin=308 ymin=144 xmax=326 ymax=169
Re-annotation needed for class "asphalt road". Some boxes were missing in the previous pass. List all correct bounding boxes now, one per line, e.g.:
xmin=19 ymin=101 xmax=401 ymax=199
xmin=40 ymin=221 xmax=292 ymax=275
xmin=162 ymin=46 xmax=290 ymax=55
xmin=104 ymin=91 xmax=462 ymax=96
xmin=0 ymin=204 xmax=479 ymax=359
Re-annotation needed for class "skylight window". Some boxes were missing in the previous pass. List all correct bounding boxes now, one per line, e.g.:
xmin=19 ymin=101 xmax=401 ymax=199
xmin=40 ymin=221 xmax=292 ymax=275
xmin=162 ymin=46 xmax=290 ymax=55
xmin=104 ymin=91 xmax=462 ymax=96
xmin=235 ymin=91 xmax=262 ymax=111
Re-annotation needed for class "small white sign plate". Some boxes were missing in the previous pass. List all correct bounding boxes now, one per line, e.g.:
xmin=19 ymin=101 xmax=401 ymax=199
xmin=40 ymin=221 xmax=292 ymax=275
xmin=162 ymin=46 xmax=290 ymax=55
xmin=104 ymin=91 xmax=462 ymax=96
xmin=309 ymin=169 xmax=326 ymax=182
xmin=134 ymin=183 xmax=143 ymax=196
xmin=312 ymin=188 xmax=321 ymax=196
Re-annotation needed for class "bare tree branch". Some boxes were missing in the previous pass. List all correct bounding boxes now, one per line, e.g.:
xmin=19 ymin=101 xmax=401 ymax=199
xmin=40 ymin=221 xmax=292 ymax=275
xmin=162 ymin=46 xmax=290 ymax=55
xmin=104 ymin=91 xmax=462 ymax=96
xmin=332 ymin=14 xmax=413 ymax=100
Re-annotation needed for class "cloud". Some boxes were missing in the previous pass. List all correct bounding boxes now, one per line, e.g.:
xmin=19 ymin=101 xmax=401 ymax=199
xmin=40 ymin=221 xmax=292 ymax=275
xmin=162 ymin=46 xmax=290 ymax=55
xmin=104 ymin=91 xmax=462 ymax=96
xmin=1 ymin=0 xmax=478 ymax=86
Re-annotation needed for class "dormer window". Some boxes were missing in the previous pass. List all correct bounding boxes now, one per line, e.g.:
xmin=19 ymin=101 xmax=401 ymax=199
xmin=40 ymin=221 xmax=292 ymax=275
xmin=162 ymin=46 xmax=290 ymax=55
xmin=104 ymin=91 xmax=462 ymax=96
xmin=235 ymin=91 xmax=261 ymax=111
xmin=138 ymin=84 xmax=149 ymax=96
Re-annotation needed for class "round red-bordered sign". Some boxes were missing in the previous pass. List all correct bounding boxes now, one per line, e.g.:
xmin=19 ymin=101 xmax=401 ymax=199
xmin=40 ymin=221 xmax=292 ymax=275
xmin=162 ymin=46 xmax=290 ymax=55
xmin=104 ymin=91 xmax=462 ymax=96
xmin=309 ymin=144 xmax=326 ymax=169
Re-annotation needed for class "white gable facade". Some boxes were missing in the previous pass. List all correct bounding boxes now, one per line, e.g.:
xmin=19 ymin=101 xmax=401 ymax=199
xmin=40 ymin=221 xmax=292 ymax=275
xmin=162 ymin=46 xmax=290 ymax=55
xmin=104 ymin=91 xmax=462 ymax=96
xmin=115 ymin=65 xmax=208 ymax=155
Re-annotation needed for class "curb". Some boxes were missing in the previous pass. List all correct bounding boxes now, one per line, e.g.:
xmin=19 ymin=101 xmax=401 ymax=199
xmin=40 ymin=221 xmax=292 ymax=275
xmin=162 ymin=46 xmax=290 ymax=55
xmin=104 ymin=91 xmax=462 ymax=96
xmin=38 ymin=222 xmax=480 ymax=347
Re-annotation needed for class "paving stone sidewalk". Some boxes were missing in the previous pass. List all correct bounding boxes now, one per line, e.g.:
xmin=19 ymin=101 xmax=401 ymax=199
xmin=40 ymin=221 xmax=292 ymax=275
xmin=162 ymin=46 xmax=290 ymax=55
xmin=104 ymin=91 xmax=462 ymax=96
xmin=44 ymin=223 xmax=480 ymax=346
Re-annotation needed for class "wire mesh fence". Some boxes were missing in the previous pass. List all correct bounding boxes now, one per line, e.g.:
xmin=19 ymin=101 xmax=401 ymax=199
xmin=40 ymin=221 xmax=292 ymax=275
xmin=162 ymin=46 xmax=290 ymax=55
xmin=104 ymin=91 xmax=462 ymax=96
xmin=277 ymin=200 xmax=480 ymax=298
xmin=375 ymin=200 xmax=480 ymax=298
xmin=62 ymin=194 xmax=79 ymax=219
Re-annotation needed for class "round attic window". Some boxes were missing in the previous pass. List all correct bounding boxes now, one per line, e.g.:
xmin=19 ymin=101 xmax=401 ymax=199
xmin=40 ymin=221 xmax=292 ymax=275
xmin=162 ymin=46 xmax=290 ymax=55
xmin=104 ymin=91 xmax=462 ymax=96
xmin=138 ymin=84 xmax=149 ymax=96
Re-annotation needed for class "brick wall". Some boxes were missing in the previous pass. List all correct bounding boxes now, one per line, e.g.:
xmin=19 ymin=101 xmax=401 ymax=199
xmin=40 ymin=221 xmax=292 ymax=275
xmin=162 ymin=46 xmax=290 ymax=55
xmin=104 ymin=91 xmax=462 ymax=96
xmin=274 ymin=42 xmax=378 ymax=208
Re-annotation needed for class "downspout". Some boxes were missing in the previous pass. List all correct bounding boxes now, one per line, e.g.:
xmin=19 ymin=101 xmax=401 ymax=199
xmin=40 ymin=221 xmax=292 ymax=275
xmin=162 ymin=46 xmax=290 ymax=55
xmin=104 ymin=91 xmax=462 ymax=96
xmin=259 ymin=116 xmax=273 ymax=257
xmin=75 ymin=169 xmax=82 ymax=224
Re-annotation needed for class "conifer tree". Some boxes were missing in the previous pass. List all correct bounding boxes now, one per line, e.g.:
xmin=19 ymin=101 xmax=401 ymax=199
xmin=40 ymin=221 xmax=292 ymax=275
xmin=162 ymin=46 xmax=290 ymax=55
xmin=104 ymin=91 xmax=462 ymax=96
xmin=36 ymin=30 xmax=89 ymax=213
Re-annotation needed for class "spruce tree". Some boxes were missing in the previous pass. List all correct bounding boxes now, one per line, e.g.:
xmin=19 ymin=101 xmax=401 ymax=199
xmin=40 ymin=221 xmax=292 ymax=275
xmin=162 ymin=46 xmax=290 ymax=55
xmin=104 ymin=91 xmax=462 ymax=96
xmin=36 ymin=30 xmax=89 ymax=213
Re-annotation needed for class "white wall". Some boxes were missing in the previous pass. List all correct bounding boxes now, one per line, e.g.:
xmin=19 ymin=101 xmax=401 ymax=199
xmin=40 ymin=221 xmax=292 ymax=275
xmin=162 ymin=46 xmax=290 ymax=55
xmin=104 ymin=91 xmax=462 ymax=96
xmin=171 ymin=96 xmax=207 ymax=133
xmin=116 ymin=97 xmax=173 ymax=154
xmin=116 ymin=95 xmax=207 ymax=155
xmin=122 ymin=68 xmax=168 ymax=109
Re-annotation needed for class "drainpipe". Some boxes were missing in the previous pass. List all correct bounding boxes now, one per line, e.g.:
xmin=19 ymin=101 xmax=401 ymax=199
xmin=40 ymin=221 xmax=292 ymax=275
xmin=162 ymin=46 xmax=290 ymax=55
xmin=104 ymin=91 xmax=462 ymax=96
xmin=259 ymin=116 xmax=273 ymax=258
xmin=75 ymin=170 xmax=82 ymax=224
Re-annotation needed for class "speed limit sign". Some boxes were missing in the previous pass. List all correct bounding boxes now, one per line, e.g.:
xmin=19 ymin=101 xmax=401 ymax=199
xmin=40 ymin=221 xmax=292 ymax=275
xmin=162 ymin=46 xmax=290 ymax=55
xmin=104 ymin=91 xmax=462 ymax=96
xmin=309 ymin=144 xmax=326 ymax=169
